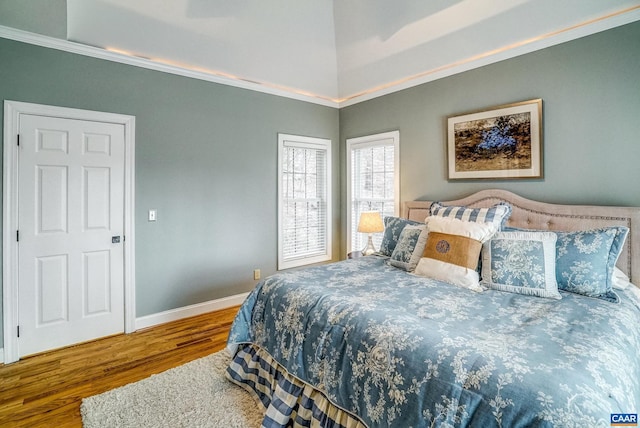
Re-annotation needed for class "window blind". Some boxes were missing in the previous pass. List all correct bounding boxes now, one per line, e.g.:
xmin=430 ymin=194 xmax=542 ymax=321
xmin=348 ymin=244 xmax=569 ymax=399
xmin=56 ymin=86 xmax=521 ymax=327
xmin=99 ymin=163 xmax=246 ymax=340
xmin=347 ymin=132 xmax=399 ymax=253
xmin=278 ymin=135 xmax=331 ymax=269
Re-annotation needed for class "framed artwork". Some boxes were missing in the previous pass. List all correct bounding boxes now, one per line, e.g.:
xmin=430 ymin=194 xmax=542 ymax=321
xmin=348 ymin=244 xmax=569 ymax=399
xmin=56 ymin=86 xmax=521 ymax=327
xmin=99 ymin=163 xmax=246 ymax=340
xmin=447 ymin=99 xmax=543 ymax=180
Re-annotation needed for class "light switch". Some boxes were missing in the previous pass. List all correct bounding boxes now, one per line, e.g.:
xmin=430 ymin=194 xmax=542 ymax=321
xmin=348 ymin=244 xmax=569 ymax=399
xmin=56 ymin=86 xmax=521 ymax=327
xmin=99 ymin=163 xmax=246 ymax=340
xmin=148 ymin=209 xmax=157 ymax=222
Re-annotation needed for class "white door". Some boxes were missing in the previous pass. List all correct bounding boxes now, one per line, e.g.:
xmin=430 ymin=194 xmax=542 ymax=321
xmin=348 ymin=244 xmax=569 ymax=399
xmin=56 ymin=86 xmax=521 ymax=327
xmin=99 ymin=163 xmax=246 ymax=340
xmin=17 ymin=113 xmax=125 ymax=357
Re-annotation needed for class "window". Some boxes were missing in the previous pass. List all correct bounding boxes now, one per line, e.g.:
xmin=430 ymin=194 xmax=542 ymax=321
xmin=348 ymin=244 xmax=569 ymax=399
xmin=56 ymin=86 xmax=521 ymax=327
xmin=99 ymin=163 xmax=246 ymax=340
xmin=347 ymin=131 xmax=399 ymax=253
xmin=278 ymin=134 xmax=332 ymax=269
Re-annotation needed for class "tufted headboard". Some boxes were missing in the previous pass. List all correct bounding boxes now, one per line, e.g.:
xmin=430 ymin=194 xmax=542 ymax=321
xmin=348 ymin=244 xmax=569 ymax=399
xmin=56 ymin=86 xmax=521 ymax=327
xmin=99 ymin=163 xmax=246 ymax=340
xmin=403 ymin=189 xmax=640 ymax=283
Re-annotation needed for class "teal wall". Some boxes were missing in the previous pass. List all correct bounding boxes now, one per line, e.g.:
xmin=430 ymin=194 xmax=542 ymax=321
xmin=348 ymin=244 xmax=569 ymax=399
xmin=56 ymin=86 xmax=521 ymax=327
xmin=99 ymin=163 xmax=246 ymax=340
xmin=0 ymin=37 xmax=340 ymax=347
xmin=0 ymin=0 xmax=67 ymax=38
xmin=340 ymin=21 xmax=640 ymax=251
xmin=1 ymin=20 xmax=639 ymax=350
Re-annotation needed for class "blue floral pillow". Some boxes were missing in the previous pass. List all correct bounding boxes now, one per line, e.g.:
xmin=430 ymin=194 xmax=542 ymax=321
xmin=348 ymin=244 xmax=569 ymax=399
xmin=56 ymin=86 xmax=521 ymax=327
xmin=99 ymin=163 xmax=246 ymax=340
xmin=481 ymin=231 xmax=561 ymax=299
xmin=555 ymin=227 xmax=629 ymax=303
xmin=389 ymin=225 xmax=427 ymax=271
xmin=429 ymin=201 xmax=512 ymax=230
xmin=379 ymin=216 xmax=422 ymax=256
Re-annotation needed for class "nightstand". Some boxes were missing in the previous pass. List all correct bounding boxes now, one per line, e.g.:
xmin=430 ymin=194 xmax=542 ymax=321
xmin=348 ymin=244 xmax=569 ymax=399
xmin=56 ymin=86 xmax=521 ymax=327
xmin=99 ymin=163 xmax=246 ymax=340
xmin=347 ymin=251 xmax=363 ymax=259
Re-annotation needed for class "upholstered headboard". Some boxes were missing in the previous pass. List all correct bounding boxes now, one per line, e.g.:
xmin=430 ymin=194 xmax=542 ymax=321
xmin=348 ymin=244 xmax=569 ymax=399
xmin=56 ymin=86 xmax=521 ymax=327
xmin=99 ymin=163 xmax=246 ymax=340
xmin=403 ymin=189 xmax=640 ymax=283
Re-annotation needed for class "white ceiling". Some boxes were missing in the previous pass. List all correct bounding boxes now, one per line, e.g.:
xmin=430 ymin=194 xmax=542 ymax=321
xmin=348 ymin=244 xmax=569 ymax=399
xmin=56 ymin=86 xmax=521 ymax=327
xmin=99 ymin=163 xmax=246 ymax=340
xmin=62 ymin=0 xmax=640 ymax=105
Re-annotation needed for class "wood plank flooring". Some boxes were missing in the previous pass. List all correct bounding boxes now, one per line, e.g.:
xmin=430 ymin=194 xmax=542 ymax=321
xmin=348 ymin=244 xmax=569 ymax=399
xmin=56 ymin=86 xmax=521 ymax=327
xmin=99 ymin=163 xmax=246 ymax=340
xmin=0 ymin=305 xmax=239 ymax=427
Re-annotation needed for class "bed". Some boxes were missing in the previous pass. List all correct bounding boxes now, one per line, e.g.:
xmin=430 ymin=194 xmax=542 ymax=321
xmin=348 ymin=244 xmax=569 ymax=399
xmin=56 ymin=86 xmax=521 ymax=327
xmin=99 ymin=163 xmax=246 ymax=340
xmin=226 ymin=189 xmax=640 ymax=427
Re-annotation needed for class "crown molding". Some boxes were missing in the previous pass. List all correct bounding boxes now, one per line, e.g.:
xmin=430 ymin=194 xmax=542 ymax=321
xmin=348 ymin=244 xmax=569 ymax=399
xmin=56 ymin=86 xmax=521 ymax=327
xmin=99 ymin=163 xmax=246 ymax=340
xmin=337 ymin=5 xmax=640 ymax=107
xmin=2 ymin=4 xmax=639 ymax=110
xmin=0 ymin=25 xmax=340 ymax=108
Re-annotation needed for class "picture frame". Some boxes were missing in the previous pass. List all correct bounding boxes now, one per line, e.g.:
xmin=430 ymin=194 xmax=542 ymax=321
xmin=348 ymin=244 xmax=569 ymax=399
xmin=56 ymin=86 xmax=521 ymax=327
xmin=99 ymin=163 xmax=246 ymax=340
xmin=447 ymin=99 xmax=543 ymax=180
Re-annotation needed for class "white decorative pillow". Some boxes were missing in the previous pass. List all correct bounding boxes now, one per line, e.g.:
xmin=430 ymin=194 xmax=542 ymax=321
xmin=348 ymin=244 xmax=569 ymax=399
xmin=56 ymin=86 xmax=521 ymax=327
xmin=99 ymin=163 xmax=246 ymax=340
xmin=389 ymin=225 xmax=427 ymax=272
xmin=414 ymin=216 xmax=498 ymax=292
xmin=481 ymin=231 xmax=561 ymax=299
xmin=612 ymin=267 xmax=631 ymax=290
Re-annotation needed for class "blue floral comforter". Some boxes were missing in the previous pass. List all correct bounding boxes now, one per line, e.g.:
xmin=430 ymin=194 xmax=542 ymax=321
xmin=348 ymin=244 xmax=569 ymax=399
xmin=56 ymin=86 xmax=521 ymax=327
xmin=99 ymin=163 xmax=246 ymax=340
xmin=228 ymin=256 xmax=640 ymax=427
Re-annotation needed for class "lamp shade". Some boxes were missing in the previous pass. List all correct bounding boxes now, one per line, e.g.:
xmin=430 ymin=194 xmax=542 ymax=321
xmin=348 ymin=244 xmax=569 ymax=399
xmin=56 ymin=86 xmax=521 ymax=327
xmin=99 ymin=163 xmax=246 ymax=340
xmin=357 ymin=211 xmax=384 ymax=233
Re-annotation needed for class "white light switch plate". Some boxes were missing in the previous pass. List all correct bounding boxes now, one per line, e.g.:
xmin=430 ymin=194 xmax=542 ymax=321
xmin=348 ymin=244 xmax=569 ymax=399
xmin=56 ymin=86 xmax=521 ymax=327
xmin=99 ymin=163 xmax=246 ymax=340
xmin=148 ymin=209 xmax=157 ymax=221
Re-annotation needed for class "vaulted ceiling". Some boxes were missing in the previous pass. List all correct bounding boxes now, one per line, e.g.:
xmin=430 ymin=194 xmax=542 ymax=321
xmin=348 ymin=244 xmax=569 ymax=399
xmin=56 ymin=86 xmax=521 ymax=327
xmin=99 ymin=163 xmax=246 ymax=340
xmin=4 ymin=1 xmax=640 ymax=106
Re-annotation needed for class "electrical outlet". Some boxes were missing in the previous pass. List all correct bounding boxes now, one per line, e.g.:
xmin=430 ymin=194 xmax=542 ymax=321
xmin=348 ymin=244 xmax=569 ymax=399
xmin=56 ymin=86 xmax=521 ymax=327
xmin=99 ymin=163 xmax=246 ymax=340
xmin=253 ymin=269 xmax=261 ymax=280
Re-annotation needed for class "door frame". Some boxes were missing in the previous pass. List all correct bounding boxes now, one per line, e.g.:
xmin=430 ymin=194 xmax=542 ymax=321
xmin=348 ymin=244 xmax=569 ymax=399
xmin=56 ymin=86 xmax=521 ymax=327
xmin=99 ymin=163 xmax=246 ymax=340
xmin=3 ymin=100 xmax=136 ymax=363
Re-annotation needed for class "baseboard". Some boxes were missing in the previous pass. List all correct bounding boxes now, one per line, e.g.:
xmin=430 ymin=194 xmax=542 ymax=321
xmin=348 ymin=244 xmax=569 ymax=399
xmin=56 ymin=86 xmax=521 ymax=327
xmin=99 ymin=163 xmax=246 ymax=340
xmin=135 ymin=292 xmax=249 ymax=331
xmin=0 ymin=296 xmax=247 ymax=364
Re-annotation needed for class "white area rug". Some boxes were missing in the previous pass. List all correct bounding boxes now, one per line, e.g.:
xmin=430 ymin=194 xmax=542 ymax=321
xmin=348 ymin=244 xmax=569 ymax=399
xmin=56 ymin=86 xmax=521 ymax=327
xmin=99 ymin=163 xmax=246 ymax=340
xmin=81 ymin=350 xmax=264 ymax=428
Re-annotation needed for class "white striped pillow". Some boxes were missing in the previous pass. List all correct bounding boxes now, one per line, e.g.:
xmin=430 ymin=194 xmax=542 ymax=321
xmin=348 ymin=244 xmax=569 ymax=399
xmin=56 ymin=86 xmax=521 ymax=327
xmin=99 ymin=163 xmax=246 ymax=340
xmin=429 ymin=202 xmax=512 ymax=230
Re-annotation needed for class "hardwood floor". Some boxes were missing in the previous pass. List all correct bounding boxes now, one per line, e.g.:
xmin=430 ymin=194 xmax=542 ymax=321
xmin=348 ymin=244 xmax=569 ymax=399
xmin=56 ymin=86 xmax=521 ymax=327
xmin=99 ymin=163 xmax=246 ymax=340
xmin=0 ymin=306 xmax=239 ymax=427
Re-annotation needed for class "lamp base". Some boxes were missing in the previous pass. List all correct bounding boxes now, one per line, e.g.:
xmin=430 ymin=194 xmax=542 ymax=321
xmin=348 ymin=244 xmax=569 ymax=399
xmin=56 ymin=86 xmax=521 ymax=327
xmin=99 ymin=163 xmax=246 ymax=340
xmin=361 ymin=234 xmax=377 ymax=256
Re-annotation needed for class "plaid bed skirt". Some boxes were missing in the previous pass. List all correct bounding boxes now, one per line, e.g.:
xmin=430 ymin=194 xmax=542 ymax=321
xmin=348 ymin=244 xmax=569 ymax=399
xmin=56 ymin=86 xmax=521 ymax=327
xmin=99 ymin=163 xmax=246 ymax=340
xmin=226 ymin=343 xmax=367 ymax=428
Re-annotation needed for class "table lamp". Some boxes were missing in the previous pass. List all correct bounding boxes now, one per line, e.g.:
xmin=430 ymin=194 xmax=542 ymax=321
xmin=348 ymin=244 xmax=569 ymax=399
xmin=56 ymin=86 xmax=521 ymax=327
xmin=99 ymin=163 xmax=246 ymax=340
xmin=358 ymin=211 xmax=384 ymax=255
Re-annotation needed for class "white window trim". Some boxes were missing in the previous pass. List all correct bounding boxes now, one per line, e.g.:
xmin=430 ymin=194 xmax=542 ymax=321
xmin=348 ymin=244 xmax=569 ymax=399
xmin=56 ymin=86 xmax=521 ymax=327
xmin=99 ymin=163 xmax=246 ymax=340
xmin=346 ymin=130 xmax=400 ymax=255
xmin=278 ymin=133 xmax=332 ymax=270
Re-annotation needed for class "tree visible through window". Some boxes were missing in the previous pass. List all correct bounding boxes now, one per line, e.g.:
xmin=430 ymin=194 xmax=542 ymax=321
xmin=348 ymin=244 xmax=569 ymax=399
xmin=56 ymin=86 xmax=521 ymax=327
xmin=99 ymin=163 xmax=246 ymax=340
xmin=278 ymin=134 xmax=332 ymax=269
xmin=347 ymin=131 xmax=399 ymax=253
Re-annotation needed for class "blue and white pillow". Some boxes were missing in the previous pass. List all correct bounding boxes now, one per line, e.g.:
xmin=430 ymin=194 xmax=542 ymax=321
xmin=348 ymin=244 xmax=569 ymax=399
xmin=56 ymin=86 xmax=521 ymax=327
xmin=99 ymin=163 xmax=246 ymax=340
xmin=389 ymin=225 xmax=427 ymax=272
xmin=429 ymin=201 xmax=512 ymax=230
xmin=555 ymin=227 xmax=629 ymax=303
xmin=481 ymin=231 xmax=561 ymax=299
xmin=379 ymin=216 xmax=422 ymax=256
